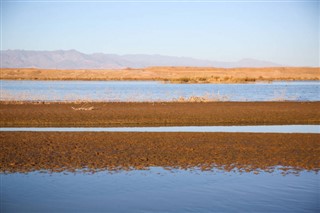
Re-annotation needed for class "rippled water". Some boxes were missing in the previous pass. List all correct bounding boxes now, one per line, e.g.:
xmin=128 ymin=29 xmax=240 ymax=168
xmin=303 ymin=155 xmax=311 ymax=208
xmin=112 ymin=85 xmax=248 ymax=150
xmin=1 ymin=168 xmax=319 ymax=212
xmin=1 ymin=80 xmax=319 ymax=101
xmin=1 ymin=125 xmax=319 ymax=133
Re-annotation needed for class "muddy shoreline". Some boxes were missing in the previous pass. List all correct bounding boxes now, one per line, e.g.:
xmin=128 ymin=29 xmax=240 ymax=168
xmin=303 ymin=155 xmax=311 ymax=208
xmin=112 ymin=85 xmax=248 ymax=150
xmin=1 ymin=102 xmax=319 ymax=127
xmin=1 ymin=132 xmax=319 ymax=173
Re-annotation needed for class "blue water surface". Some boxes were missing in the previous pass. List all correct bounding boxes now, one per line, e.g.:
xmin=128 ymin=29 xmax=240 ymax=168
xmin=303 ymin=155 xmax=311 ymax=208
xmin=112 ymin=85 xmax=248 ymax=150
xmin=1 ymin=168 xmax=319 ymax=213
xmin=1 ymin=80 xmax=319 ymax=101
xmin=1 ymin=125 xmax=319 ymax=133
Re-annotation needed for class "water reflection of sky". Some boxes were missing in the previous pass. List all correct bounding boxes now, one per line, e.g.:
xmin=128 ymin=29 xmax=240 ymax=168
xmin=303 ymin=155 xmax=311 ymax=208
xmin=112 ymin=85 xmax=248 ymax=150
xmin=1 ymin=125 xmax=319 ymax=133
xmin=1 ymin=80 xmax=319 ymax=102
xmin=1 ymin=168 xmax=319 ymax=212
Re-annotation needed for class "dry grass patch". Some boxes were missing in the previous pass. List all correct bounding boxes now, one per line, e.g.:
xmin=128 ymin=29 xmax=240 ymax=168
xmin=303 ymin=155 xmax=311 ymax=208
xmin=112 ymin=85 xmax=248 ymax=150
xmin=1 ymin=67 xmax=319 ymax=83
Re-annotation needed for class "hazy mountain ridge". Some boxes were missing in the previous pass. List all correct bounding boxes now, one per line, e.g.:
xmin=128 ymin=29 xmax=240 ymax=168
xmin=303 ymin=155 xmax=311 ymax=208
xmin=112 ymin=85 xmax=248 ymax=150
xmin=1 ymin=50 xmax=281 ymax=69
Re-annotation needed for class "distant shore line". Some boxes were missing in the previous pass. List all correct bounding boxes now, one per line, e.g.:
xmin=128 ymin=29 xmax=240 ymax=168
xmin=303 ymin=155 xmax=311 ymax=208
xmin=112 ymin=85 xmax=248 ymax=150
xmin=1 ymin=67 xmax=319 ymax=83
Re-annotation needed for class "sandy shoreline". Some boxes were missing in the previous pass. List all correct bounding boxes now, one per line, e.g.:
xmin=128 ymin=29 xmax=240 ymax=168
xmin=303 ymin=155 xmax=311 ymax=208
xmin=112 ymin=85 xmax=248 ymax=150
xmin=1 ymin=132 xmax=319 ymax=173
xmin=1 ymin=67 xmax=319 ymax=82
xmin=1 ymin=102 xmax=319 ymax=127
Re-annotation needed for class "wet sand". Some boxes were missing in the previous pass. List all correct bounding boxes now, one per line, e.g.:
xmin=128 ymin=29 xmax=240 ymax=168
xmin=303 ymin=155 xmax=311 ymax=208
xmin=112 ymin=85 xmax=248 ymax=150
xmin=1 ymin=102 xmax=319 ymax=127
xmin=1 ymin=132 xmax=319 ymax=173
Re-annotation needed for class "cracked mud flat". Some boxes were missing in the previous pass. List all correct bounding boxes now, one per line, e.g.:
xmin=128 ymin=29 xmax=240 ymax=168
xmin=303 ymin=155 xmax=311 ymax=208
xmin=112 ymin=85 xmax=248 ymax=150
xmin=1 ymin=132 xmax=319 ymax=173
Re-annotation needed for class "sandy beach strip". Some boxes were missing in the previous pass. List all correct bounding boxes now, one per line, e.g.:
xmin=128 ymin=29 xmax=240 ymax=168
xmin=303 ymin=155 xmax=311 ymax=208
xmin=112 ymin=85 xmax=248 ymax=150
xmin=1 ymin=102 xmax=319 ymax=127
xmin=1 ymin=67 xmax=319 ymax=82
xmin=1 ymin=132 xmax=319 ymax=173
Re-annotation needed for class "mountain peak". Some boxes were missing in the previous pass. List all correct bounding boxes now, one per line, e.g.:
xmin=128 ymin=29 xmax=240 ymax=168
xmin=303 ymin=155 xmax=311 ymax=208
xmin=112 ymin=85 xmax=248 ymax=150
xmin=0 ymin=49 xmax=281 ymax=69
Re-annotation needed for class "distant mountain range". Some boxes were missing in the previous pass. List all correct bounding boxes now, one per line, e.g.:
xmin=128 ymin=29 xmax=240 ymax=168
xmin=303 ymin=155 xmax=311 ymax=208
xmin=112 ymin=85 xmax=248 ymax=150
xmin=1 ymin=49 xmax=281 ymax=69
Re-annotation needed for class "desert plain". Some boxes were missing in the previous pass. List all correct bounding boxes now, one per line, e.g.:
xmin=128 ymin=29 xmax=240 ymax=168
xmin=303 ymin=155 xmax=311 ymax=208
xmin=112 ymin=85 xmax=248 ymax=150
xmin=1 ymin=66 xmax=319 ymax=82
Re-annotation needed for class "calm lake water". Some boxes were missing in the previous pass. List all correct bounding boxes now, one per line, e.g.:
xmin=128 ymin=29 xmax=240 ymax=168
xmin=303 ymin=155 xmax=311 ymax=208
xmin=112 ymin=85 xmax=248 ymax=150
xmin=1 ymin=168 xmax=319 ymax=213
xmin=1 ymin=80 xmax=319 ymax=102
xmin=1 ymin=125 xmax=319 ymax=133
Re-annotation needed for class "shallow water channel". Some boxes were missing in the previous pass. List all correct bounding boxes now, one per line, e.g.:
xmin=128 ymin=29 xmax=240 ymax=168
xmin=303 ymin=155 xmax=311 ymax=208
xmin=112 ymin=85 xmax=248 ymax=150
xmin=1 ymin=168 xmax=319 ymax=212
xmin=1 ymin=80 xmax=319 ymax=101
xmin=1 ymin=125 xmax=319 ymax=133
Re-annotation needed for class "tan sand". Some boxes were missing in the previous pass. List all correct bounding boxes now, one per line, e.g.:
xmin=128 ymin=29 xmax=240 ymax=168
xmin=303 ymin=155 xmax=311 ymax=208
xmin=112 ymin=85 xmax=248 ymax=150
xmin=1 ymin=67 xmax=319 ymax=82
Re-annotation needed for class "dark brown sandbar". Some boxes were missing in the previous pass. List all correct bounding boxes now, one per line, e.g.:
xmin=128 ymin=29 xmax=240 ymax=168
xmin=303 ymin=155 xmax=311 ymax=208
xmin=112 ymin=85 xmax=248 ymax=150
xmin=1 ymin=132 xmax=319 ymax=173
xmin=1 ymin=102 xmax=319 ymax=127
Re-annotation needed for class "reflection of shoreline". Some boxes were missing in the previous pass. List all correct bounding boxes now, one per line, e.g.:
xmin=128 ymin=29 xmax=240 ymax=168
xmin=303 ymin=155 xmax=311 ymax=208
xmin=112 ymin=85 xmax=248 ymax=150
xmin=1 ymin=102 xmax=319 ymax=127
xmin=1 ymin=132 xmax=319 ymax=174
xmin=1 ymin=166 xmax=315 ymax=176
xmin=1 ymin=80 xmax=319 ymax=103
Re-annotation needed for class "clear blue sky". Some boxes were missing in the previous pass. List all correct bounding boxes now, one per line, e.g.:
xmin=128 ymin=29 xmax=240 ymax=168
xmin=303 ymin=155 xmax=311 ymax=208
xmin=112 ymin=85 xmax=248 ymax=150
xmin=1 ymin=0 xmax=319 ymax=66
